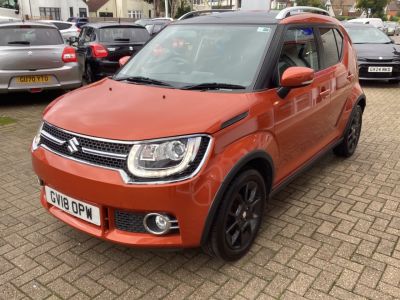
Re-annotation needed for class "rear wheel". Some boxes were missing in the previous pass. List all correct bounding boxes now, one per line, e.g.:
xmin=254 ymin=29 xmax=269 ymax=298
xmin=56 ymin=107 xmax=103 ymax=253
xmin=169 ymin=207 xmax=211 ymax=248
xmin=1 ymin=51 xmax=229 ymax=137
xmin=202 ymin=169 xmax=266 ymax=261
xmin=333 ymin=104 xmax=363 ymax=157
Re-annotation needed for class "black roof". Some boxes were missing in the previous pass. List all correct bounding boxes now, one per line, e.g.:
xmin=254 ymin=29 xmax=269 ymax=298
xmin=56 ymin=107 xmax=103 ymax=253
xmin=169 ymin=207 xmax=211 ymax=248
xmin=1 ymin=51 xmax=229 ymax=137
xmin=82 ymin=22 xmax=145 ymax=29
xmin=177 ymin=11 xmax=280 ymax=25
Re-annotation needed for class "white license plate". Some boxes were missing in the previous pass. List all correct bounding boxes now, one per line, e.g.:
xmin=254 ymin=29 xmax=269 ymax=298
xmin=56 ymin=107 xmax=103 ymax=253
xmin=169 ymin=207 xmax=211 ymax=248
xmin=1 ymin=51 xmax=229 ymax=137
xmin=45 ymin=186 xmax=101 ymax=226
xmin=368 ymin=66 xmax=392 ymax=73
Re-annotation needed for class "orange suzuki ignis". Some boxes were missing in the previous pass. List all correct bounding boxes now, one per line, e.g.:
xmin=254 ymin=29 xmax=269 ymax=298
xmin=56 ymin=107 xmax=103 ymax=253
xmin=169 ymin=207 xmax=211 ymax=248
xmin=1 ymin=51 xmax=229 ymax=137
xmin=32 ymin=7 xmax=365 ymax=261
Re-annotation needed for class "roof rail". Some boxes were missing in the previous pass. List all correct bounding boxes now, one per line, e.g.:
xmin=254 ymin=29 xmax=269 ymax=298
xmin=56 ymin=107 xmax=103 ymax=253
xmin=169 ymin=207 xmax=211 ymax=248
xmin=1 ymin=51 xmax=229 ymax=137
xmin=275 ymin=6 xmax=331 ymax=20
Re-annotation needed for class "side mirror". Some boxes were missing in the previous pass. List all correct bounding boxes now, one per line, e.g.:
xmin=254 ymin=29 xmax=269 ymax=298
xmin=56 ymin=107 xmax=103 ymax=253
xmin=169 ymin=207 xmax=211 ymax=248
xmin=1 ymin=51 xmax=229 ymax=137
xmin=119 ymin=56 xmax=130 ymax=67
xmin=278 ymin=66 xmax=314 ymax=99
xmin=68 ymin=36 xmax=78 ymax=46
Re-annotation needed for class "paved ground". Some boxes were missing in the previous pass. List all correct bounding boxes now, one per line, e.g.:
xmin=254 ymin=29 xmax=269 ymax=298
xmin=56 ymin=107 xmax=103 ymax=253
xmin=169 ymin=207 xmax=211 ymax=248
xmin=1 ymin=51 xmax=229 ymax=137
xmin=1 ymin=79 xmax=400 ymax=300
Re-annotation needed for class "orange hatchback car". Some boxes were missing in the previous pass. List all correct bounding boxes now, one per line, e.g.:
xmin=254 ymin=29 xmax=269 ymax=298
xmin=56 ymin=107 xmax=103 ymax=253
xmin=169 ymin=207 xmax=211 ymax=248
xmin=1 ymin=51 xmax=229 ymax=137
xmin=32 ymin=7 xmax=365 ymax=260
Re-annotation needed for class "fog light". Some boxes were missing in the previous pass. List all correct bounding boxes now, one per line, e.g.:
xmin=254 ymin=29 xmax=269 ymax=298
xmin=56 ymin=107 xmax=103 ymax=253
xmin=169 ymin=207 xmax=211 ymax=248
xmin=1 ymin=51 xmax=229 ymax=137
xmin=143 ymin=213 xmax=179 ymax=235
xmin=155 ymin=215 xmax=168 ymax=230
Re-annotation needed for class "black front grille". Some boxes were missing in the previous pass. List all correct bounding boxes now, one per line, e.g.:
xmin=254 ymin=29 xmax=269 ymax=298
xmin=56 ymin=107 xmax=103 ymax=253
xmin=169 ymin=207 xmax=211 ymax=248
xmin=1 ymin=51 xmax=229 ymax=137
xmin=114 ymin=210 xmax=146 ymax=233
xmin=40 ymin=122 xmax=211 ymax=183
xmin=41 ymin=123 xmax=130 ymax=170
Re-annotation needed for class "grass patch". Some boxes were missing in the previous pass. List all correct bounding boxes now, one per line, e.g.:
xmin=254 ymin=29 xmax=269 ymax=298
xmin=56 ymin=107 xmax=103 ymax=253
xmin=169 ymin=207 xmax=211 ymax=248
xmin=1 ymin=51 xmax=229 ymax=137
xmin=0 ymin=116 xmax=17 ymax=126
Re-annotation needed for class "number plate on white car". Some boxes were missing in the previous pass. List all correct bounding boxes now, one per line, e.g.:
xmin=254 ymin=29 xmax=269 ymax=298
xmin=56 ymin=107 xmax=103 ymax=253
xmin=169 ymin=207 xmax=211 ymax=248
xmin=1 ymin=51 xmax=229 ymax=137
xmin=45 ymin=186 xmax=101 ymax=226
xmin=368 ymin=66 xmax=392 ymax=73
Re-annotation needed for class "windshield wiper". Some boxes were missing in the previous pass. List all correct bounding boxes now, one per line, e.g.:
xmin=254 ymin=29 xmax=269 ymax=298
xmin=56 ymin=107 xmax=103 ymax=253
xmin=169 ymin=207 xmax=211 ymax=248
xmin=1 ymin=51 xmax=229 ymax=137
xmin=181 ymin=82 xmax=246 ymax=91
xmin=114 ymin=76 xmax=172 ymax=87
xmin=8 ymin=41 xmax=30 ymax=45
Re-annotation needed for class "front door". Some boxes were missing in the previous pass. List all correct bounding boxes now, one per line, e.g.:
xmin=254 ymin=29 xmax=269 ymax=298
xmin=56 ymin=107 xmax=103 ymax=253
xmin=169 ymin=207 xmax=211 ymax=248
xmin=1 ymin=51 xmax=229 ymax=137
xmin=273 ymin=26 xmax=333 ymax=182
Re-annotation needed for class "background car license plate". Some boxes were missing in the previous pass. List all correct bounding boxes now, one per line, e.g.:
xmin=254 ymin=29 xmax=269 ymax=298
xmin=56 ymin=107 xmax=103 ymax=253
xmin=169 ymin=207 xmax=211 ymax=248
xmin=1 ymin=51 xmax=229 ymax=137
xmin=45 ymin=186 xmax=101 ymax=226
xmin=16 ymin=75 xmax=50 ymax=84
xmin=368 ymin=66 xmax=392 ymax=73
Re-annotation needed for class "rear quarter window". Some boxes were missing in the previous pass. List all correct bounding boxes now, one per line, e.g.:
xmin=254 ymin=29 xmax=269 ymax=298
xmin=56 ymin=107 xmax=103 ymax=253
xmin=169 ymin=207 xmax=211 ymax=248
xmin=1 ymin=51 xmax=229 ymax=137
xmin=0 ymin=26 xmax=64 ymax=46
xmin=319 ymin=28 xmax=340 ymax=68
xmin=99 ymin=27 xmax=150 ymax=43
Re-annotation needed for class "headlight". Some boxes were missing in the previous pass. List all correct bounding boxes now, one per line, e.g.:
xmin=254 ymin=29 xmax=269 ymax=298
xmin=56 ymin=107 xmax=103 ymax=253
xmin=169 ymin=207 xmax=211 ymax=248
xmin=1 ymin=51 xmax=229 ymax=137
xmin=127 ymin=135 xmax=209 ymax=179
xmin=32 ymin=122 xmax=43 ymax=151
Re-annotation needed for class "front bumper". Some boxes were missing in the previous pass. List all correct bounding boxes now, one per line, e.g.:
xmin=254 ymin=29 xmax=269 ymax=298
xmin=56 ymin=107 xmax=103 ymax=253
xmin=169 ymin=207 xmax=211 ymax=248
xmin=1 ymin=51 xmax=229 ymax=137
xmin=32 ymin=145 xmax=220 ymax=248
xmin=358 ymin=60 xmax=400 ymax=81
xmin=0 ymin=63 xmax=82 ymax=94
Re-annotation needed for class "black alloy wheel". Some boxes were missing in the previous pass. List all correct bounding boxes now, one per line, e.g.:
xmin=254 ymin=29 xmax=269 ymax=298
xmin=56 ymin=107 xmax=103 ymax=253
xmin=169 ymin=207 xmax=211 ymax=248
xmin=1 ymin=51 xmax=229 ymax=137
xmin=334 ymin=104 xmax=363 ymax=157
xmin=203 ymin=169 xmax=266 ymax=261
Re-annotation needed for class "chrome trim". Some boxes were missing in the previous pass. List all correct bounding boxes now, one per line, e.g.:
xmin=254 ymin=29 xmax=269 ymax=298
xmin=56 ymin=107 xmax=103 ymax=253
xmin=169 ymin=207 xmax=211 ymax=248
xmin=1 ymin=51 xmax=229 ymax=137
xmin=143 ymin=213 xmax=179 ymax=235
xmin=275 ymin=6 xmax=330 ymax=19
xmin=39 ymin=122 xmax=214 ymax=185
xmin=81 ymin=147 xmax=128 ymax=160
xmin=41 ymin=130 xmax=66 ymax=146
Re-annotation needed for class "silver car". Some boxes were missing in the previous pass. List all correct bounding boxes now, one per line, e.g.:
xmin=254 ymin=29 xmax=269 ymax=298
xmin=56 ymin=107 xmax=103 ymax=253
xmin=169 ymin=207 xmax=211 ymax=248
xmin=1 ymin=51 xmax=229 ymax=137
xmin=0 ymin=21 xmax=82 ymax=94
xmin=39 ymin=20 xmax=81 ymax=42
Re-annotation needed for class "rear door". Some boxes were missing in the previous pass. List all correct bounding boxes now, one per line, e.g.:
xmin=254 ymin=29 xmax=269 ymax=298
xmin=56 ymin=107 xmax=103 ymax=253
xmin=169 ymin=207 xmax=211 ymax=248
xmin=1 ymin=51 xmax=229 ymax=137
xmin=317 ymin=27 xmax=352 ymax=132
xmin=0 ymin=25 xmax=65 ymax=70
xmin=98 ymin=26 xmax=150 ymax=61
xmin=76 ymin=26 xmax=95 ymax=73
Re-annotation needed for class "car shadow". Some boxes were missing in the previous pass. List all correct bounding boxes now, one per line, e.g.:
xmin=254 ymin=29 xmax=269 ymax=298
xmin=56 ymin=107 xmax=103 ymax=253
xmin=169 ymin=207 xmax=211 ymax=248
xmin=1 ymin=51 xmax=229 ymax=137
xmin=0 ymin=91 xmax=63 ymax=108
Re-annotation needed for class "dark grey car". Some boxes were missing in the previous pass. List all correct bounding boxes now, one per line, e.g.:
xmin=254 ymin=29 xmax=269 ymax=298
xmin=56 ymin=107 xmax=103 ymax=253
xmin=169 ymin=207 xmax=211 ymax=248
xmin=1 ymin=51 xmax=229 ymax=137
xmin=0 ymin=21 xmax=82 ymax=93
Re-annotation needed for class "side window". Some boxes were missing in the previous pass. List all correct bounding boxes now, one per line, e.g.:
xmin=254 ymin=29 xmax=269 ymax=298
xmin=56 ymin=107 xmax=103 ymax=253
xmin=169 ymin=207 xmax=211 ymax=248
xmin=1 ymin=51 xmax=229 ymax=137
xmin=83 ymin=28 xmax=96 ymax=43
xmin=333 ymin=29 xmax=343 ymax=59
xmin=78 ymin=28 xmax=86 ymax=45
xmin=277 ymin=27 xmax=319 ymax=80
xmin=319 ymin=28 xmax=340 ymax=68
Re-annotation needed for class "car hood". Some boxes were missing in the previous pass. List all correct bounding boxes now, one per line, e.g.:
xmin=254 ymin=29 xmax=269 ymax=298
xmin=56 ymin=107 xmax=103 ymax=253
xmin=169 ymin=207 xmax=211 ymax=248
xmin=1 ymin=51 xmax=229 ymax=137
xmin=43 ymin=79 xmax=250 ymax=141
xmin=354 ymin=43 xmax=400 ymax=60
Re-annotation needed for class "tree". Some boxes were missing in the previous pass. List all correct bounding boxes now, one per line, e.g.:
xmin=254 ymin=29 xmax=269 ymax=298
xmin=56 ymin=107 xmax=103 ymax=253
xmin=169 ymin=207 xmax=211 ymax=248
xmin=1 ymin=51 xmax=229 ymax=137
xmin=295 ymin=0 xmax=325 ymax=9
xmin=175 ymin=1 xmax=191 ymax=19
xmin=144 ymin=0 xmax=161 ymax=17
xmin=355 ymin=0 xmax=390 ymax=17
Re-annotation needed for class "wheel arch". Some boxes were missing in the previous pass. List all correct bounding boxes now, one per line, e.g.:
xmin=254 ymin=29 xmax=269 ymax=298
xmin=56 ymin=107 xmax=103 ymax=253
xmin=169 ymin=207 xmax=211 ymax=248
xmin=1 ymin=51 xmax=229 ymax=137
xmin=356 ymin=94 xmax=366 ymax=112
xmin=200 ymin=150 xmax=274 ymax=245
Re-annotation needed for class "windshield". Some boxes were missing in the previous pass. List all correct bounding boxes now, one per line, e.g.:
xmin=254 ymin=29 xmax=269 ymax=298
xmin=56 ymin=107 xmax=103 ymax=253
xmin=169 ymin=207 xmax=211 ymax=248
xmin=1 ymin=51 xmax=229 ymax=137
xmin=347 ymin=27 xmax=391 ymax=44
xmin=115 ymin=24 xmax=275 ymax=89
xmin=0 ymin=26 xmax=64 ymax=46
xmin=99 ymin=27 xmax=150 ymax=43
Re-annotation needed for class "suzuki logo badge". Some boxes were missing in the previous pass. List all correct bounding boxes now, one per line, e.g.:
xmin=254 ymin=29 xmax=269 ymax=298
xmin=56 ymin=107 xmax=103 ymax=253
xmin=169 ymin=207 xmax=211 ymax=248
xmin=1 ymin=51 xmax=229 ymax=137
xmin=67 ymin=137 xmax=80 ymax=154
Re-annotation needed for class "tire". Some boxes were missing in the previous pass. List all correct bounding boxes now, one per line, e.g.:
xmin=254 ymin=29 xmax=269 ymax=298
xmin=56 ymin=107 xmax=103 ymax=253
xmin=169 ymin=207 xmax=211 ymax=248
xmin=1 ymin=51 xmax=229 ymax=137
xmin=333 ymin=104 xmax=363 ymax=157
xmin=202 ymin=169 xmax=266 ymax=261
xmin=84 ymin=64 xmax=94 ymax=84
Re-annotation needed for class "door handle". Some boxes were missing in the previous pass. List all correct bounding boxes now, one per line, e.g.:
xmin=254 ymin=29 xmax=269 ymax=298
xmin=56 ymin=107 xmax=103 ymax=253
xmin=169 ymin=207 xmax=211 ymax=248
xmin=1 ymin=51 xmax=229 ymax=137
xmin=319 ymin=89 xmax=331 ymax=98
xmin=347 ymin=73 xmax=355 ymax=81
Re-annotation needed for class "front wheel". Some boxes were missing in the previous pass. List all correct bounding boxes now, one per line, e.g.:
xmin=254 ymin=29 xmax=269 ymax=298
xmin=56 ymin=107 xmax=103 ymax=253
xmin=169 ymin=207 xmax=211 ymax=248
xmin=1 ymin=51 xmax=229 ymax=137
xmin=333 ymin=104 xmax=363 ymax=157
xmin=203 ymin=169 xmax=266 ymax=261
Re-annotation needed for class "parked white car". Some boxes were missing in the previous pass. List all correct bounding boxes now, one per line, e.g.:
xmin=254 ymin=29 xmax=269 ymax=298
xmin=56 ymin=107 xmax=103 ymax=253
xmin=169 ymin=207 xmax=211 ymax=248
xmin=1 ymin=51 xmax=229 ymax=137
xmin=348 ymin=18 xmax=387 ymax=34
xmin=39 ymin=20 xmax=80 ymax=42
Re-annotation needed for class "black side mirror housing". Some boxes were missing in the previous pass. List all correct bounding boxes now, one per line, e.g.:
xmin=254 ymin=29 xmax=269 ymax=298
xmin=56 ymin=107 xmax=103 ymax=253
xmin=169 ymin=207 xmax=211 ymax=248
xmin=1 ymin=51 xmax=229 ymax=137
xmin=68 ymin=36 xmax=78 ymax=46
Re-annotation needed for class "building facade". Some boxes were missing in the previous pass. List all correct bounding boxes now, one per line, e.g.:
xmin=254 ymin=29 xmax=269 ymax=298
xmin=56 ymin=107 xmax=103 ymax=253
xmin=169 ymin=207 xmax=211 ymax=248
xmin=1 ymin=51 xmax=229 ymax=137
xmin=0 ymin=0 xmax=88 ymax=20
xmin=87 ymin=0 xmax=154 ymax=19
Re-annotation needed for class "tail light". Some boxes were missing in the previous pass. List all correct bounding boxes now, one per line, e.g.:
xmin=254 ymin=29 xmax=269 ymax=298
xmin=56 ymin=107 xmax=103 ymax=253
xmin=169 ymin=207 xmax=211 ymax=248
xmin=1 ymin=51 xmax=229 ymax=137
xmin=90 ymin=44 xmax=108 ymax=58
xmin=62 ymin=47 xmax=77 ymax=63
